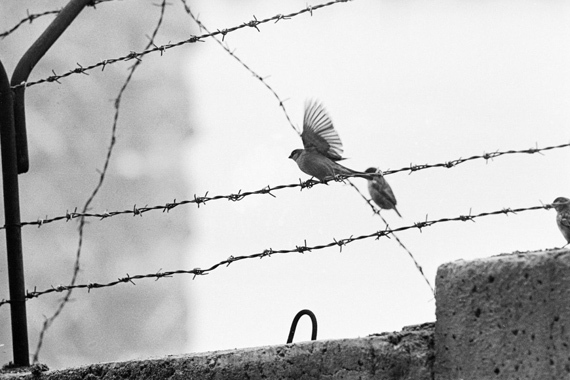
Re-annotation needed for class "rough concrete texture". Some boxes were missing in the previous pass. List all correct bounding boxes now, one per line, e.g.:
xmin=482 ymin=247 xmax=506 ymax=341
xmin=435 ymin=248 xmax=570 ymax=380
xmin=1 ymin=324 xmax=433 ymax=380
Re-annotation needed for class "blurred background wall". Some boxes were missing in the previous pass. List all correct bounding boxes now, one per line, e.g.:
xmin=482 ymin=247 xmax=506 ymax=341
xmin=0 ymin=1 xmax=192 ymax=367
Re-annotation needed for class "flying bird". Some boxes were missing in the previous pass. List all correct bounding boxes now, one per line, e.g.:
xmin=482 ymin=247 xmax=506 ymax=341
xmin=365 ymin=167 xmax=402 ymax=217
xmin=289 ymin=100 xmax=374 ymax=182
xmin=552 ymin=197 xmax=570 ymax=247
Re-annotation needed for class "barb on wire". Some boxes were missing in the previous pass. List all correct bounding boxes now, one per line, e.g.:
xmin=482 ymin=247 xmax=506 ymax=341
xmin=3 ymin=141 xmax=568 ymax=231
xmin=1 ymin=178 xmax=327 ymax=230
xmin=10 ymin=0 xmax=350 ymax=90
xmin=383 ymin=142 xmax=570 ymax=175
xmin=181 ymin=0 xmax=300 ymax=135
xmin=31 ymin=0 xmax=169 ymax=364
xmin=347 ymin=180 xmax=435 ymax=295
xmin=0 ymin=1 xmax=114 ymax=40
xmin=0 ymin=9 xmax=60 ymax=40
xmin=0 ymin=202 xmax=556 ymax=307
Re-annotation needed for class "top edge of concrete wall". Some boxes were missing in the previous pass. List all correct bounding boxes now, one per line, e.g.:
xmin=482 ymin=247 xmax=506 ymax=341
xmin=1 ymin=322 xmax=435 ymax=380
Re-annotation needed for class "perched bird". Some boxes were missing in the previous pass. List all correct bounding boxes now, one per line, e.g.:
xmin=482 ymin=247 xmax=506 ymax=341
xmin=365 ymin=167 xmax=402 ymax=217
xmin=552 ymin=197 xmax=570 ymax=247
xmin=289 ymin=100 xmax=375 ymax=182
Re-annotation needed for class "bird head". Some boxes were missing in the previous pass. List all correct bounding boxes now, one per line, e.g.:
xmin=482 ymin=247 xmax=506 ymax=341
xmin=289 ymin=149 xmax=303 ymax=161
xmin=552 ymin=197 xmax=570 ymax=212
xmin=364 ymin=167 xmax=384 ymax=179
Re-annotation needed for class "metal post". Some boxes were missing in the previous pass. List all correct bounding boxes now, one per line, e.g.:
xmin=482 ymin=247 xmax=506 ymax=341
xmin=0 ymin=60 xmax=29 ymax=367
xmin=11 ymin=0 xmax=95 ymax=174
xmin=1 ymin=0 xmax=93 ymax=365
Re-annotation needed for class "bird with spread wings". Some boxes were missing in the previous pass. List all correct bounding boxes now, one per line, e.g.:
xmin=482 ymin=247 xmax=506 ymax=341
xmin=289 ymin=100 xmax=374 ymax=182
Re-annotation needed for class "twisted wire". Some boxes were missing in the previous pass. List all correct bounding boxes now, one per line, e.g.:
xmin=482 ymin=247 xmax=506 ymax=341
xmin=9 ymin=0 xmax=351 ymax=90
xmin=180 ymin=0 xmax=300 ymax=135
xmin=0 ymin=202 xmax=556 ymax=307
xmin=3 ymin=142 xmax=567 ymax=231
xmin=30 ymin=0 xmax=170 ymax=363
xmin=383 ymin=142 xmax=570 ymax=175
xmin=0 ymin=1 xmax=115 ymax=40
xmin=347 ymin=180 xmax=435 ymax=295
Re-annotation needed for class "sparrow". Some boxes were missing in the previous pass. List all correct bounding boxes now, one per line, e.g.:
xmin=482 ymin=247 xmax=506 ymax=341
xmin=288 ymin=100 xmax=375 ymax=182
xmin=365 ymin=167 xmax=402 ymax=217
xmin=552 ymin=197 xmax=570 ymax=247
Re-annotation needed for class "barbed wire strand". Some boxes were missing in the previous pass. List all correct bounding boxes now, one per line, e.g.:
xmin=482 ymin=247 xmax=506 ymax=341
xmin=0 ymin=202 xmax=557 ymax=307
xmin=3 ymin=141 xmax=568 ymax=231
xmin=180 ymin=0 xmax=300 ymax=135
xmin=347 ymin=179 xmax=435 ymax=295
xmin=9 ymin=0 xmax=350 ymax=91
xmin=0 ymin=0 xmax=115 ymax=40
xmin=0 ymin=9 xmax=61 ymax=40
xmin=383 ymin=141 xmax=570 ymax=176
xmin=31 ymin=0 xmax=169 ymax=363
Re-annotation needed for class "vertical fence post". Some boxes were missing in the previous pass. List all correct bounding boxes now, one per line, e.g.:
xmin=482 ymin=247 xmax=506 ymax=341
xmin=0 ymin=60 xmax=29 ymax=367
xmin=1 ymin=0 xmax=93 ymax=366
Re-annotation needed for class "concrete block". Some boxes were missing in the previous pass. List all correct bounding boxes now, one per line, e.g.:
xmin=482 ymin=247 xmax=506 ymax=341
xmin=1 ymin=324 xmax=433 ymax=380
xmin=435 ymin=248 xmax=570 ymax=380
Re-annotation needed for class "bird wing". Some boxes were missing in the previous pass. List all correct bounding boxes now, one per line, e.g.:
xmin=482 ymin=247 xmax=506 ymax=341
xmin=301 ymin=100 xmax=344 ymax=161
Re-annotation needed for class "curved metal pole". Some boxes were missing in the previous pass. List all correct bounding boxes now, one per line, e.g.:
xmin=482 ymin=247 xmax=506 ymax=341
xmin=0 ymin=60 xmax=29 ymax=367
xmin=1 ymin=0 xmax=93 ymax=366
xmin=10 ymin=0 xmax=93 ymax=174
xmin=287 ymin=309 xmax=318 ymax=344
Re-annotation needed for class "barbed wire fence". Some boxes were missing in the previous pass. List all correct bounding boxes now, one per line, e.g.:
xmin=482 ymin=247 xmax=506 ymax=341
xmin=0 ymin=0 xmax=569 ymax=369
xmin=7 ymin=0 xmax=351 ymax=91
xmin=176 ymin=0 xmax=569 ymax=298
xmin=0 ymin=204 xmax=552 ymax=306
xmin=0 ymin=0 xmax=356 ymax=366
xmin=1 ymin=143 xmax=566 ymax=231
xmin=0 ymin=201 xmax=556 ymax=309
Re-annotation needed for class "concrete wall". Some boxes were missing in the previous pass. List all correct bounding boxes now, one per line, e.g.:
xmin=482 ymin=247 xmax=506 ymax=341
xmin=435 ymin=247 xmax=570 ymax=380
xmin=3 ymin=248 xmax=570 ymax=379
xmin=1 ymin=325 xmax=433 ymax=380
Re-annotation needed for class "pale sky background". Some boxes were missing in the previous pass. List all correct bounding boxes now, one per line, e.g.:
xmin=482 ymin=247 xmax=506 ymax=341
xmin=183 ymin=0 xmax=570 ymax=354
xmin=1 ymin=0 xmax=570 ymax=369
